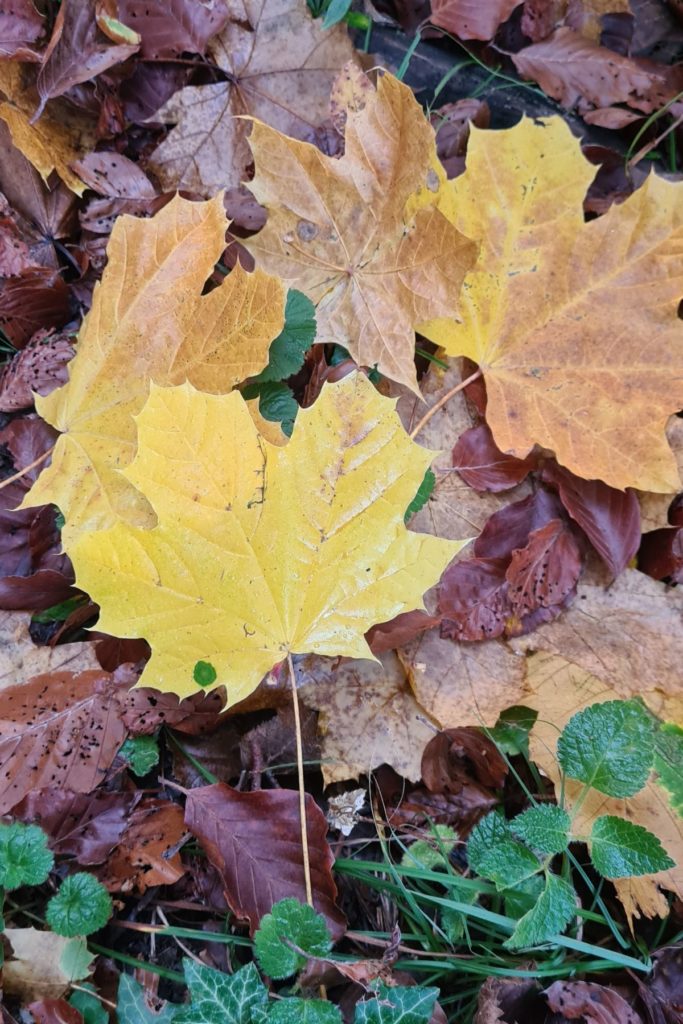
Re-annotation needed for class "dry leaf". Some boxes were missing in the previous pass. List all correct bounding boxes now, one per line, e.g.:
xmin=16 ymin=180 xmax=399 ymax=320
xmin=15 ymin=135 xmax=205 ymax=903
xmin=4 ymin=929 xmax=93 ymax=1001
xmin=245 ymin=70 xmax=477 ymax=393
xmin=429 ymin=0 xmax=523 ymax=40
xmin=422 ymin=116 xmax=683 ymax=491
xmin=98 ymin=798 xmax=186 ymax=893
xmin=146 ymin=0 xmax=358 ymax=195
xmin=0 ymin=610 xmax=98 ymax=690
xmin=24 ymin=194 xmax=286 ymax=541
xmin=297 ymin=651 xmax=436 ymax=785
xmin=69 ymin=375 xmax=463 ymax=705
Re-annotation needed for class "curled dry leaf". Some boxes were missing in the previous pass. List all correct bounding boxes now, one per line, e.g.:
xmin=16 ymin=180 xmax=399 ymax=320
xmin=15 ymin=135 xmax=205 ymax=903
xmin=0 ymin=266 xmax=70 ymax=348
xmin=246 ymin=70 xmax=477 ymax=393
xmin=98 ymin=798 xmax=186 ymax=893
xmin=185 ymin=782 xmax=346 ymax=937
xmin=421 ymin=727 xmax=508 ymax=794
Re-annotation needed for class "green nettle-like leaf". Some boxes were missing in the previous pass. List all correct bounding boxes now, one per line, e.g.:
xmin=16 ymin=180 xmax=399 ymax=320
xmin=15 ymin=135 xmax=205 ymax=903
xmin=0 ymin=822 xmax=53 ymax=890
xmin=466 ymin=811 xmax=513 ymax=874
xmin=69 ymin=985 xmax=109 ymax=1024
xmin=489 ymin=706 xmax=538 ymax=758
xmin=511 ymin=805 xmax=571 ymax=854
xmin=174 ymin=961 xmax=267 ymax=1024
xmin=557 ymin=700 xmax=655 ymax=797
xmin=505 ymin=873 xmax=576 ymax=950
xmin=255 ymin=898 xmax=332 ymax=980
xmin=265 ymin=999 xmax=343 ymax=1023
xmin=589 ymin=816 xmax=675 ymax=878
xmin=242 ymin=380 xmax=298 ymax=437
xmin=354 ymin=985 xmax=439 ymax=1024
xmin=503 ymin=874 xmax=545 ymax=921
xmin=401 ymin=825 xmax=457 ymax=871
xmin=118 ymin=735 xmax=160 ymax=777
xmin=440 ymin=880 xmax=479 ymax=943
xmin=404 ymin=469 xmax=436 ymax=523
xmin=654 ymin=722 xmax=683 ymax=817
xmin=46 ymin=872 xmax=113 ymax=937
xmin=251 ymin=290 xmax=317 ymax=383
xmin=477 ymin=840 xmax=542 ymax=891
xmin=116 ymin=975 xmax=177 ymax=1024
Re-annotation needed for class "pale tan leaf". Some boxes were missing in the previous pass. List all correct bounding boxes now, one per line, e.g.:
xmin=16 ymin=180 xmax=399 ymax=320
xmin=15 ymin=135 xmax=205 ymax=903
xmin=0 ymin=610 xmax=98 ymax=691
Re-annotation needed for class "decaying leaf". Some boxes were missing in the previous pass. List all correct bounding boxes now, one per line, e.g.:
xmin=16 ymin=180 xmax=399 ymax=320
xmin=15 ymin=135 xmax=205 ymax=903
xmin=0 ymin=610 xmax=98 ymax=691
xmin=69 ymin=375 xmax=463 ymax=705
xmin=422 ymin=116 xmax=683 ymax=491
xmin=3 ymin=929 xmax=93 ymax=1001
xmin=98 ymin=798 xmax=186 ymax=893
xmin=246 ymin=69 xmax=477 ymax=393
xmin=430 ymin=0 xmax=522 ymax=41
xmin=25 ymin=194 xmax=286 ymax=541
xmin=146 ymin=0 xmax=358 ymax=196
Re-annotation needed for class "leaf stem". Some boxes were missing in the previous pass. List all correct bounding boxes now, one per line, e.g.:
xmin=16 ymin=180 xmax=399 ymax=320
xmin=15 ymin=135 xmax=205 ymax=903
xmin=0 ymin=446 xmax=54 ymax=491
xmin=409 ymin=369 xmax=482 ymax=440
xmin=287 ymin=652 xmax=313 ymax=908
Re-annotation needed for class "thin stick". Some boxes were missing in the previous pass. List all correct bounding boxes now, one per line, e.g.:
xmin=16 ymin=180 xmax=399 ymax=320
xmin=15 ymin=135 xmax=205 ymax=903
xmin=0 ymin=446 xmax=54 ymax=491
xmin=627 ymin=110 xmax=683 ymax=169
xmin=409 ymin=369 xmax=482 ymax=440
xmin=287 ymin=651 xmax=313 ymax=907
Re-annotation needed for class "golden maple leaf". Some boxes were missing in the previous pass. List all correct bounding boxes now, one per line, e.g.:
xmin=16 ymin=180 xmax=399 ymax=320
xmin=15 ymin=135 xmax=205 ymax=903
xmin=421 ymin=116 xmax=683 ymax=492
xmin=69 ymin=374 xmax=464 ymax=706
xmin=244 ymin=68 xmax=477 ymax=394
xmin=24 ymin=194 xmax=286 ymax=541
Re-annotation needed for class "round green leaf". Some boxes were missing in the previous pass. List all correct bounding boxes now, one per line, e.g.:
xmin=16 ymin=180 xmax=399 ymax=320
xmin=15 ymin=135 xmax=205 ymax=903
xmin=0 ymin=822 xmax=53 ymax=890
xmin=254 ymin=898 xmax=332 ymax=980
xmin=46 ymin=872 xmax=113 ymax=937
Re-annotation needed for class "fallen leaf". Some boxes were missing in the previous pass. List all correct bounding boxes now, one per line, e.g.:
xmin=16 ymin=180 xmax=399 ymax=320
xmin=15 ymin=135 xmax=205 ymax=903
xmin=430 ymin=0 xmax=523 ymax=40
xmin=638 ymin=419 xmax=683 ymax=532
xmin=505 ymin=518 xmax=582 ymax=616
xmin=544 ymin=980 xmax=643 ymax=1023
xmin=0 ymin=266 xmax=70 ymax=348
xmin=0 ymin=0 xmax=45 ymax=60
xmin=185 ymin=782 xmax=346 ymax=937
xmin=70 ymin=151 xmax=156 ymax=198
xmin=366 ymin=609 xmax=441 ymax=655
xmin=421 ymin=727 xmax=508 ymax=794
xmin=25 ymin=194 xmax=286 ymax=541
xmin=117 ymin=0 xmax=229 ymax=58
xmin=374 ymin=764 xmax=498 ymax=832
xmin=4 ymin=929 xmax=93 ymax=1001
xmin=422 ymin=116 xmax=683 ymax=492
xmin=69 ymin=374 xmax=462 ymax=704
xmin=326 ymin=788 xmax=366 ymax=836
xmin=638 ymin=946 xmax=683 ymax=1024
xmin=565 ymin=0 xmax=632 ymax=40
xmin=0 ymin=329 xmax=74 ymax=411
xmin=173 ymin=720 xmax=243 ymax=789
xmin=452 ymin=423 xmax=537 ymax=493
xmin=146 ymin=0 xmax=358 ymax=195
xmin=27 ymin=1000 xmax=83 ymax=1024
xmin=98 ymin=798 xmax=186 ymax=893
xmin=297 ymin=651 xmax=436 ymax=785
xmin=398 ymin=627 xmax=526 ymax=729
xmin=473 ymin=977 xmax=543 ymax=1024
xmin=245 ymin=70 xmax=477 ymax=393
xmin=0 ymin=610 xmax=97 ymax=689
xmin=639 ymin=526 xmax=683 ymax=582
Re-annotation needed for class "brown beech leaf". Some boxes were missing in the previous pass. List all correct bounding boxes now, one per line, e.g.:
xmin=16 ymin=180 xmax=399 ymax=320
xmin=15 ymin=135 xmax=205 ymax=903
xmin=240 ymin=705 xmax=319 ymax=784
xmin=639 ymin=527 xmax=683 ymax=582
xmin=28 ymin=1000 xmax=83 ymax=1024
xmin=430 ymin=0 xmax=523 ymax=39
xmin=98 ymin=798 xmax=186 ymax=893
xmin=297 ymin=652 xmax=436 ymax=785
xmin=398 ymin=627 xmax=526 ymax=729
xmin=121 ymin=686 xmax=225 ymax=736
xmin=544 ymin=980 xmax=643 ymax=1023
xmin=173 ymin=720 xmax=243 ymax=789
xmin=366 ymin=610 xmax=441 ymax=655
xmin=452 ymin=423 xmax=536 ymax=493
xmin=70 ymin=151 xmax=156 ymax=198
xmin=421 ymin=727 xmax=507 ymax=794
xmin=505 ymin=518 xmax=582 ymax=616
xmin=185 ymin=782 xmax=346 ymax=938
xmin=0 ymin=330 xmax=74 ymax=412
xmin=438 ymin=557 xmax=510 ymax=641
xmin=0 ymin=266 xmax=70 ymax=348
xmin=117 ymin=0 xmax=229 ymax=58
xmin=146 ymin=0 xmax=358 ymax=196
xmin=373 ymin=765 xmax=498 ymax=833
xmin=474 ymin=490 xmax=564 ymax=559
xmin=0 ymin=0 xmax=45 ymax=60
xmin=246 ymin=70 xmax=477 ymax=393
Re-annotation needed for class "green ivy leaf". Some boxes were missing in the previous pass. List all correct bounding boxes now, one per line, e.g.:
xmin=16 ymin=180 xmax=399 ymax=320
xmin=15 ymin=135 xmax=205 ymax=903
xmin=401 ymin=825 xmax=457 ymax=872
xmin=511 ymin=805 xmax=571 ymax=854
xmin=404 ymin=469 xmax=436 ymax=523
xmin=476 ymin=840 xmax=542 ymax=891
xmin=504 ymin=873 xmax=576 ymax=950
xmin=557 ymin=700 xmax=654 ymax=797
xmin=265 ymin=999 xmax=343 ymax=1023
xmin=254 ymin=898 xmax=332 ymax=980
xmin=466 ymin=811 xmax=512 ymax=874
xmin=242 ymin=381 xmax=298 ymax=437
xmin=118 ymin=735 xmax=160 ymax=776
xmin=589 ymin=816 xmax=675 ymax=878
xmin=252 ymin=290 xmax=316 ymax=383
xmin=69 ymin=985 xmax=109 ymax=1024
xmin=46 ymin=872 xmax=113 ymax=937
xmin=0 ymin=821 xmax=53 ymax=890
xmin=654 ymin=722 xmax=683 ymax=817
xmin=117 ymin=974 xmax=177 ymax=1024
xmin=354 ymin=984 xmax=439 ymax=1023
xmin=489 ymin=706 xmax=538 ymax=758
xmin=174 ymin=960 xmax=267 ymax=1024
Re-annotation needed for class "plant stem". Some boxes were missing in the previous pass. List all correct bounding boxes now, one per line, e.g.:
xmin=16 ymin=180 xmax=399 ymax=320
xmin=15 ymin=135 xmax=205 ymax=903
xmin=409 ymin=368 xmax=482 ymax=440
xmin=287 ymin=652 xmax=313 ymax=907
xmin=0 ymin=446 xmax=54 ymax=491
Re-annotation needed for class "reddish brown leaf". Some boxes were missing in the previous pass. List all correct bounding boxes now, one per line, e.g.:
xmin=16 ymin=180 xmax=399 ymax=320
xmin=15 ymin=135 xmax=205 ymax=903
xmin=638 ymin=527 xmax=683 ymax=582
xmin=95 ymin=635 xmax=150 ymax=671
xmin=366 ymin=610 xmax=441 ymax=655
xmin=431 ymin=99 xmax=489 ymax=179
xmin=70 ymin=151 xmax=156 ymax=198
xmin=638 ymin=946 xmax=683 ymax=1024
xmin=172 ymin=720 xmax=243 ymax=790
xmin=430 ymin=0 xmax=523 ymax=39
xmin=117 ymin=0 xmax=229 ymax=58
xmin=373 ymin=765 xmax=498 ymax=834
xmin=0 ymin=0 xmax=45 ymax=60
xmin=185 ymin=783 xmax=346 ymax=938
xmin=28 ymin=1000 xmax=83 ymax=1024
xmin=0 ymin=267 xmax=70 ymax=348
xmin=0 ymin=330 xmax=74 ymax=412
xmin=0 ymin=215 xmax=32 ymax=275
xmin=121 ymin=686 xmax=225 ymax=735
xmin=545 ymin=980 xmax=643 ymax=1023
xmin=505 ymin=518 xmax=582 ymax=616
xmin=422 ymin=727 xmax=508 ymax=795
xmin=438 ymin=557 xmax=510 ymax=641
xmin=99 ymin=798 xmax=186 ymax=893
xmin=452 ymin=423 xmax=536 ymax=493
xmin=474 ymin=489 xmax=562 ymax=559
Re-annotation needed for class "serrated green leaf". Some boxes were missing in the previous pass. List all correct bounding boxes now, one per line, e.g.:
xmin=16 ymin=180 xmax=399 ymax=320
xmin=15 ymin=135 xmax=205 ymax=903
xmin=242 ymin=381 xmax=298 ymax=437
xmin=174 ymin=960 xmax=267 ymax=1024
xmin=69 ymin=984 xmax=109 ymax=1024
xmin=119 ymin=735 xmax=160 ymax=776
xmin=266 ymin=998 xmax=343 ymax=1023
xmin=466 ymin=811 xmax=513 ymax=875
xmin=440 ymin=879 xmax=478 ymax=943
xmin=0 ymin=821 xmax=53 ymax=890
xmin=489 ymin=706 xmax=538 ymax=758
xmin=117 ymin=974 xmax=177 ymax=1024
xmin=476 ymin=840 xmax=542 ymax=891
xmin=503 ymin=874 xmax=545 ymax=920
xmin=252 ymin=290 xmax=316 ymax=383
xmin=654 ymin=722 xmax=683 ymax=817
xmin=404 ymin=469 xmax=436 ymax=523
xmin=255 ymin=898 xmax=332 ymax=980
xmin=401 ymin=825 xmax=457 ymax=872
xmin=354 ymin=985 xmax=439 ymax=1024
xmin=590 ymin=815 xmax=675 ymax=878
xmin=59 ymin=936 xmax=95 ymax=982
xmin=511 ymin=805 xmax=571 ymax=854
xmin=504 ymin=873 xmax=576 ymax=950
xmin=557 ymin=700 xmax=654 ymax=797
xmin=46 ymin=872 xmax=113 ymax=937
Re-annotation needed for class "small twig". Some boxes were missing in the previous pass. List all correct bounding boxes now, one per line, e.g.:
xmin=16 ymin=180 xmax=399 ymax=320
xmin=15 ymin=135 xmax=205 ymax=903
xmin=287 ymin=652 xmax=313 ymax=907
xmin=345 ymin=930 xmax=472 ymax=959
xmin=408 ymin=368 xmax=482 ymax=440
xmin=628 ymin=110 xmax=683 ymax=168
xmin=156 ymin=907 xmax=204 ymax=965
xmin=0 ymin=446 xmax=54 ymax=491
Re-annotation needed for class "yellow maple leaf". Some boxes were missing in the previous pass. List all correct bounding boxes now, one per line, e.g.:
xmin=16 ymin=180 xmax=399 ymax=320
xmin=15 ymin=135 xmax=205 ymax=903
xmin=24 ymin=194 xmax=286 ymax=541
xmin=244 ymin=68 xmax=477 ymax=394
xmin=421 ymin=116 xmax=683 ymax=492
xmin=69 ymin=374 xmax=464 ymax=706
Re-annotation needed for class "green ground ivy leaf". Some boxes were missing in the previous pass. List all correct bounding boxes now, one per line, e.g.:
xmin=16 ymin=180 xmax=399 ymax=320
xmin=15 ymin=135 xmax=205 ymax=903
xmin=69 ymin=985 xmax=108 ymax=1024
xmin=511 ymin=805 xmax=571 ymax=854
xmin=47 ymin=872 xmax=113 ymax=937
xmin=174 ymin=961 xmax=267 ymax=1024
xmin=354 ymin=985 xmax=439 ymax=1024
xmin=590 ymin=816 xmax=675 ymax=878
xmin=404 ymin=469 xmax=436 ymax=523
xmin=504 ymin=873 xmax=576 ymax=950
xmin=261 ymin=999 xmax=343 ymax=1023
xmin=255 ymin=898 xmax=332 ymax=979
xmin=251 ymin=290 xmax=317 ymax=383
xmin=557 ymin=700 xmax=654 ymax=797
xmin=116 ymin=974 xmax=177 ymax=1024
xmin=119 ymin=735 xmax=159 ymax=776
xmin=466 ymin=811 xmax=513 ymax=874
xmin=654 ymin=722 xmax=683 ymax=816
xmin=0 ymin=822 xmax=53 ymax=890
